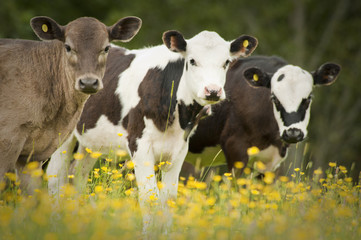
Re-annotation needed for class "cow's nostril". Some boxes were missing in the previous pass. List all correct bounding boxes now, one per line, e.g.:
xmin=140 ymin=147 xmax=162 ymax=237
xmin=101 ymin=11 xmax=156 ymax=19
xmin=92 ymin=79 xmax=99 ymax=88
xmin=282 ymin=128 xmax=304 ymax=143
xmin=204 ymin=86 xmax=222 ymax=102
xmin=78 ymin=78 xmax=99 ymax=94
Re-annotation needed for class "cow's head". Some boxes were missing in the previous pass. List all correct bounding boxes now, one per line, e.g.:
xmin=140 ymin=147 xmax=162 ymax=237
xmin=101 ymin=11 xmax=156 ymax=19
xmin=30 ymin=16 xmax=142 ymax=94
xmin=244 ymin=63 xmax=341 ymax=143
xmin=163 ymin=30 xmax=258 ymax=105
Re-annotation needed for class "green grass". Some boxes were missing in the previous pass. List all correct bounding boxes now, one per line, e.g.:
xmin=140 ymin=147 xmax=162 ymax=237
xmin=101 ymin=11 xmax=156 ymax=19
xmin=0 ymin=155 xmax=360 ymax=240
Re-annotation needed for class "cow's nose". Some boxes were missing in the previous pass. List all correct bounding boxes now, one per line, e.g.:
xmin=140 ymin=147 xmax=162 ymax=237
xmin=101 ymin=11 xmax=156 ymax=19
xmin=204 ymin=85 xmax=222 ymax=102
xmin=78 ymin=78 xmax=99 ymax=94
xmin=282 ymin=128 xmax=304 ymax=143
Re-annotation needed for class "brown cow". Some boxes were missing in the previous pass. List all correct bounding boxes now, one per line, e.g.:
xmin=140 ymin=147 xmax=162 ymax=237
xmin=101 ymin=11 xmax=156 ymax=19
xmin=0 ymin=16 xmax=141 ymax=188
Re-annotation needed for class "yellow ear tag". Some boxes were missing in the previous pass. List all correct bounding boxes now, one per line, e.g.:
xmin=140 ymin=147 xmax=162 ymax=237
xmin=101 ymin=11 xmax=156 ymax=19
xmin=243 ymin=39 xmax=249 ymax=48
xmin=253 ymin=74 xmax=259 ymax=81
xmin=42 ymin=24 xmax=48 ymax=33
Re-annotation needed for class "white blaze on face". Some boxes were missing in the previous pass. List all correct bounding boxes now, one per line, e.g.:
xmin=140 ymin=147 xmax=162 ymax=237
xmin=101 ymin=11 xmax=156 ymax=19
xmin=270 ymin=65 xmax=313 ymax=142
xmin=182 ymin=31 xmax=233 ymax=105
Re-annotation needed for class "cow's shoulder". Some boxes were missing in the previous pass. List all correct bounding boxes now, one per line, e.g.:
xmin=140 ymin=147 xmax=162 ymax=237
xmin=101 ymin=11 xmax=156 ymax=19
xmin=136 ymin=58 xmax=185 ymax=132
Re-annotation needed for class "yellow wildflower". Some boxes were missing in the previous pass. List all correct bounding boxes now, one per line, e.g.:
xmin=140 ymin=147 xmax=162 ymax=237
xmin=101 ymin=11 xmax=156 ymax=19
xmin=314 ymin=168 xmax=323 ymax=175
xmin=157 ymin=181 xmax=165 ymax=190
xmin=125 ymin=188 xmax=133 ymax=196
xmin=31 ymin=169 xmax=43 ymax=178
xmin=149 ymin=195 xmax=158 ymax=201
xmin=85 ymin=147 xmax=92 ymax=153
xmin=146 ymin=174 xmax=154 ymax=180
xmin=73 ymin=152 xmax=84 ymax=160
xmin=195 ymin=182 xmax=207 ymax=190
xmin=117 ymin=133 xmax=123 ymax=137
xmin=68 ymin=175 xmax=74 ymax=179
xmin=234 ymin=161 xmax=244 ymax=169
xmin=116 ymin=149 xmax=128 ymax=157
xmin=244 ymin=167 xmax=251 ymax=175
xmin=206 ymin=196 xmax=216 ymax=206
xmin=247 ymin=146 xmax=260 ymax=155
xmin=294 ymin=168 xmax=300 ymax=172
xmin=264 ymin=172 xmax=275 ymax=184
xmin=126 ymin=173 xmax=135 ymax=181
xmin=255 ymin=161 xmax=266 ymax=171
xmin=329 ymin=162 xmax=337 ymax=167
xmin=26 ymin=161 xmax=39 ymax=170
xmin=345 ymin=177 xmax=353 ymax=183
xmin=279 ymin=176 xmax=289 ymax=183
xmin=94 ymin=185 xmax=103 ymax=194
xmin=5 ymin=172 xmax=17 ymax=182
xmin=126 ymin=161 xmax=135 ymax=169
xmin=213 ymin=175 xmax=222 ymax=182
xmin=105 ymin=158 xmax=112 ymax=162
xmin=90 ymin=151 xmax=102 ymax=159
xmin=224 ymin=173 xmax=232 ymax=177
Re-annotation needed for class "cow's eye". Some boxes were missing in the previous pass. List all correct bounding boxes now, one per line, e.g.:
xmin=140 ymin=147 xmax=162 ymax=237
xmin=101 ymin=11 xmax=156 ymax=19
xmin=271 ymin=94 xmax=282 ymax=111
xmin=104 ymin=45 xmax=111 ymax=53
xmin=190 ymin=59 xmax=197 ymax=66
xmin=223 ymin=60 xmax=230 ymax=69
xmin=65 ymin=44 xmax=71 ymax=53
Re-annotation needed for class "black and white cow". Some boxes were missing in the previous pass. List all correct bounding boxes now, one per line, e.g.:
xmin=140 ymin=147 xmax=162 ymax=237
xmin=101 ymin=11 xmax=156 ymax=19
xmin=47 ymin=30 xmax=257 ymax=222
xmin=189 ymin=56 xmax=340 ymax=172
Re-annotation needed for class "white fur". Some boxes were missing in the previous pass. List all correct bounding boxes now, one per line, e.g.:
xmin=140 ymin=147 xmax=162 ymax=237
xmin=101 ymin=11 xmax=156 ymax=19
xmin=271 ymin=65 xmax=313 ymax=138
xmin=47 ymin=31 xmax=243 ymax=229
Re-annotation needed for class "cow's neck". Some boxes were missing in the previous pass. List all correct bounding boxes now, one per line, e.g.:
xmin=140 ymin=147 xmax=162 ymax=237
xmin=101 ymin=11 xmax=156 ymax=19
xmin=177 ymin=100 xmax=204 ymax=140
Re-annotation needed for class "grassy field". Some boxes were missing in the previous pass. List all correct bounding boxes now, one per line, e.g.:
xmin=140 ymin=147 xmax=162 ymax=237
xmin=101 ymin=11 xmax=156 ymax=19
xmin=0 ymin=150 xmax=360 ymax=240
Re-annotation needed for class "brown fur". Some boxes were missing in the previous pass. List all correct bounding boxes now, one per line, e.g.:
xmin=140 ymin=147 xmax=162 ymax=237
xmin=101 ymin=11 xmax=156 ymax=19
xmin=0 ymin=16 xmax=141 ymax=185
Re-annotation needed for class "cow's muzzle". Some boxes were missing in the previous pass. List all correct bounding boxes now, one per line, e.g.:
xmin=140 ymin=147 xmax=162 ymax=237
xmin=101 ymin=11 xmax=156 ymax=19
xmin=204 ymin=85 xmax=223 ymax=102
xmin=282 ymin=128 xmax=304 ymax=143
xmin=78 ymin=78 xmax=100 ymax=94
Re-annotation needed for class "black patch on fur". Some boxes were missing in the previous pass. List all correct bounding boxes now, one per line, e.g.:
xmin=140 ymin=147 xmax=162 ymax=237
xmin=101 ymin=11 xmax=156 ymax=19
xmin=272 ymin=95 xmax=311 ymax=127
xmin=178 ymin=100 xmax=204 ymax=140
xmin=77 ymin=47 xmax=135 ymax=134
xmin=138 ymin=59 xmax=184 ymax=131
xmin=126 ymin=59 xmax=185 ymax=153
xmin=277 ymin=74 xmax=285 ymax=82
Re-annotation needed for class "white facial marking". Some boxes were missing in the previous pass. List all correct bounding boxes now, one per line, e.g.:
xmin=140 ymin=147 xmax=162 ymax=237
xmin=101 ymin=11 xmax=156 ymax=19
xmin=271 ymin=65 xmax=313 ymax=140
xmin=181 ymin=31 xmax=235 ymax=105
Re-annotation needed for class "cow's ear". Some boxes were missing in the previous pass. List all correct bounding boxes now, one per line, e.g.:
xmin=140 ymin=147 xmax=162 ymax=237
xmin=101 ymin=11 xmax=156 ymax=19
xmin=230 ymin=35 xmax=258 ymax=58
xmin=108 ymin=16 xmax=142 ymax=42
xmin=31 ymin=16 xmax=65 ymax=41
xmin=163 ymin=30 xmax=187 ymax=53
xmin=243 ymin=67 xmax=271 ymax=88
xmin=312 ymin=63 xmax=341 ymax=86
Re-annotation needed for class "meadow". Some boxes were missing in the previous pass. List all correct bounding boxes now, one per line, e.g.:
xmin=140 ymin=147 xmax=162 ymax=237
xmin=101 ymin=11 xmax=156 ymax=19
xmin=0 ymin=148 xmax=360 ymax=240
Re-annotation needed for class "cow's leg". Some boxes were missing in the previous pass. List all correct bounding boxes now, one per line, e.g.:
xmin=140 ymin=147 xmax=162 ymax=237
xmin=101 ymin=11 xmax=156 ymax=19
xmin=47 ymin=133 xmax=78 ymax=196
xmin=70 ymin=145 xmax=98 ymax=193
xmin=132 ymin=144 xmax=158 ymax=232
xmin=15 ymin=156 xmax=43 ymax=194
xmin=0 ymin=132 xmax=26 ymax=183
xmin=159 ymin=146 xmax=188 ymax=230
xmin=221 ymin=136 xmax=248 ymax=174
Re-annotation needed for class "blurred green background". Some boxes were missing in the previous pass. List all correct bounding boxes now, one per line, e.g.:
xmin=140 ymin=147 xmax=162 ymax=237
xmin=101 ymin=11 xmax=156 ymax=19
xmin=1 ymin=0 xmax=360 ymax=179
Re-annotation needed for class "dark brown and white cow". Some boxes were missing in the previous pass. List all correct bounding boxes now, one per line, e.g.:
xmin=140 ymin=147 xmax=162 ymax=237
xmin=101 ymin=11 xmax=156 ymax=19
xmin=189 ymin=56 xmax=340 ymax=172
xmin=0 ymin=16 xmax=141 ymax=188
xmin=47 ymin=30 xmax=257 ymax=226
